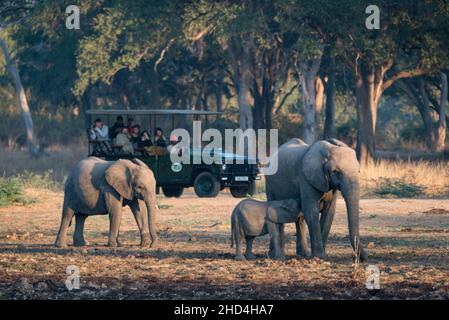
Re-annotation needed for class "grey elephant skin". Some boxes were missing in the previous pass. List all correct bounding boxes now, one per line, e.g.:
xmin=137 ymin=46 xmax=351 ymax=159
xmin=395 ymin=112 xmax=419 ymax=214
xmin=266 ymin=138 xmax=367 ymax=261
xmin=230 ymin=198 xmax=300 ymax=260
xmin=54 ymin=157 xmax=158 ymax=248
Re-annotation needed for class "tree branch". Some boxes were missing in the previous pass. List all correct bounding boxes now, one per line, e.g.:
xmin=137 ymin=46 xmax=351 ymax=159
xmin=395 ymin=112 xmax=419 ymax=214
xmin=383 ymin=67 xmax=438 ymax=91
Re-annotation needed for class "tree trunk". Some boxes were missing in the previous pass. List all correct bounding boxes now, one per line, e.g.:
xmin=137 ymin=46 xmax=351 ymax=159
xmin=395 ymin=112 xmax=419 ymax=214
xmin=226 ymin=38 xmax=254 ymax=130
xmin=237 ymin=74 xmax=254 ymax=130
xmin=434 ymin=72 xmax=447 ymax=152
xmin=355 ymin=67 xmax=382 ymax=166
xmin=299 ymin=58 xmax=322 ymax=144
xmin=323 ymin=57 xmax=336 ymax=139
xmin=402 ymin=76 xmax=447 ymax=153
xmin=315 ymin=76 xmax=325 ymax=129
xmin=0 ymin=36 xmax=38 ymax=156
xmin=149 ymin=61 xmax=160 ymax=109
xmin=215 ymin=68 xmax=224 ymax=113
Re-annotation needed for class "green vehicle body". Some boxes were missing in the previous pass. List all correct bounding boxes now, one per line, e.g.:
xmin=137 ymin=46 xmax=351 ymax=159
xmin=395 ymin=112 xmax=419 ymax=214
xmin=86 ymin=109 xmax=260 ymax=198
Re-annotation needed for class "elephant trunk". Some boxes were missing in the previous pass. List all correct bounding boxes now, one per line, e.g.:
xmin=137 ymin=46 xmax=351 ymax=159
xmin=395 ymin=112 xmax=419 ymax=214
xmin=145 ymin=197 xmax=158 ymax=247
xmin=341 ymin=177 xmax=367 ymax=262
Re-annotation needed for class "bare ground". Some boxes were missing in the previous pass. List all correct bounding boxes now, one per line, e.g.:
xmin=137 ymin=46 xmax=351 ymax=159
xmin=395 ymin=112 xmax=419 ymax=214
xmin=0 ymin=188 xmax=449 ymax=300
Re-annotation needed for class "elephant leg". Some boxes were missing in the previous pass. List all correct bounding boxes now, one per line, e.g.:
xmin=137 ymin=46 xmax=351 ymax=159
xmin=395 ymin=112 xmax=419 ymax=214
xmin=279 ymin=224 xmax=286 ymax=259
xmin=130 ymin=200 xmax=150 ymax=247
xmin=107 ymin=209 xmax=122 ymax=247
xmin=320 ymin=195 xmax=337 ymax=252
xmin=303 ymin=200 xmax=326 ymax=260
xmin=234 ymin=233 xmax=245 ymax=260
xmin=244 ymin=236 xmax=256 ymax=259
xmin=267 ymin=221 xmax=285 ymax=260
xmin=295 ymin=217 xmax=309 ymax=257
xmin=54 ymin=204 xmax=75 ymax=248
xmin=73 ymin=214 xmax=90 ymax=246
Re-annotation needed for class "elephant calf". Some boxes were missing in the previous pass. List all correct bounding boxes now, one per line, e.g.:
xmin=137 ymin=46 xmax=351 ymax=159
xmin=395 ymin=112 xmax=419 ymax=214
xmin=54 ymin=157 xmax=158 ymax=248
xmin=231 ymin=198 xmax=300 ymax=260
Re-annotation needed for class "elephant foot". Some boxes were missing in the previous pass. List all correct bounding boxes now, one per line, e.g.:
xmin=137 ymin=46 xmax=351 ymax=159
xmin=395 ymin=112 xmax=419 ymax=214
xmin=244 ymin=253 xmax=256 ymax=260
xmin=73 ymin=238 xmax=89 ymax=247
xmin=311 ymin=253 xmax=328 ymax=261
xmin=54 ymin=239 xmax=67 ymax=248
xmin=358 ymin=249 xmax=368 ymax=262
xmin=272 ymin=255 xmax=286 ymax=261
xmin=149 ymin=239 xmax=158 ymax=248
xmin=107 ymin=240 xmax=118 ymax=248
xmin=267 ymin=250 xmax=285 ymax=261
xmin=140 ymin=240 xmax=150 ymax=247
xmin=296 ymin=250 xmax=310 ymax=259
xmin=140 ymin=236 xmax=151 ymax=247
xmin=235 ymin=254 xmax=246 ymax=261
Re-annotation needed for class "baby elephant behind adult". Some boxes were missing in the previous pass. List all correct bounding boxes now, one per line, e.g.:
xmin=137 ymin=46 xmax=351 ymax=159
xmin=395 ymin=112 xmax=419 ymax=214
xmin=231 ymin=198 xmax=300 ymax=260
xmin=54 ymin=157 xmax=158 ymax=248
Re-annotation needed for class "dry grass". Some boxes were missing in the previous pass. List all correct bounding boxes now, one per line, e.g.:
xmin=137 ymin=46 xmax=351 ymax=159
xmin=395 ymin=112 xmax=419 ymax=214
xmin=0 ymin=189 xmax=449 ymax=299
xmin=0 ymin=146 xmax=448 ymax=198
xmin=361 ymin=160 xmax=449 ymax=198
xmin=0 ymin=144 xmax=85 ymax=183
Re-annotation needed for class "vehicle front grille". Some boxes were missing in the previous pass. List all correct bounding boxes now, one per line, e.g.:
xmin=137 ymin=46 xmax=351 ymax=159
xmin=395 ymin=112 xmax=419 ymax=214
xmin=230 ymin=164 xmax=254 ymax=174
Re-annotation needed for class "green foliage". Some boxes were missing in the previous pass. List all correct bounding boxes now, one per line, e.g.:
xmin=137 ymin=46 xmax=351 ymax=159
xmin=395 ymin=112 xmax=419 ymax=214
xmin=75 ymin=0 xmax=182 ymax=95
xmin=17 ymin=170 xmax=64 ymax=191
xmin=0 ymin=177 xmax=35 ymax=207
xmin=1 ymin=0 xmax=449 ymax=152
xmin=373 ymin=178 xmax=424 ymax=198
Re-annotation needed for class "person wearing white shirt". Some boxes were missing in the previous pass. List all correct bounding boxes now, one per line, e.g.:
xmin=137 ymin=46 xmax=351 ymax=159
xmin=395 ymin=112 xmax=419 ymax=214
xmin=90 ymin=118 xmax=109 ymax=141
xmin=89 ymin=118 xmax=112 ymax=155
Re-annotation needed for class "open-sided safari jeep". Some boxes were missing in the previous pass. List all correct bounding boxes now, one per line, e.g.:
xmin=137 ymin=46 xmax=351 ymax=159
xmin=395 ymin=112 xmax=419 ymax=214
xmin=86 ymin=109 xmax=260 ymax=198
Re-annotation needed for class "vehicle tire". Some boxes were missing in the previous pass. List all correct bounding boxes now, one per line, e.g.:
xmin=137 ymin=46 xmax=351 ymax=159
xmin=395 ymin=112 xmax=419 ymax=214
xmin=194 ymin=172 xmax=220 ymax=198
xmin=162 ymin=186 xmax=184 ymax=198
xmin=230 ymin=180 xmax=256 ymax=198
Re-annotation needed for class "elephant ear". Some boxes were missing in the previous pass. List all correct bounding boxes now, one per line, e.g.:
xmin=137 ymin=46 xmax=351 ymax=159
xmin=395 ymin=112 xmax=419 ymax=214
xmin=131 ymin=158 xmax=150 ymax=170
xmin=266 ymin=201 xmax=300 ymax=224
xmin=302 ymin=141 xmax=330 ymax=192
xmin=105 ymin=160 xmax=134 ymax=200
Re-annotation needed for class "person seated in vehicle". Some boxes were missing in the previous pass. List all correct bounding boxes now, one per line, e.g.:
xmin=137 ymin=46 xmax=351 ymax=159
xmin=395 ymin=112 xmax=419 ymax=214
xmin=90 ymin=118 xmax=109 ymax=141
xmin=127 ymin=117 xmax=135 ymax=133
xmin=167 ymin=135 xmax=183 ymax=156
xmin=154 ymin=127 xmax=167 ymax=147
xmin=89 ymin=118 xmax=112 ymax=154
xmin=110 ymin=116 xmax=124 ymax=140
xmin=115 ymin=127 xmax=134 ymax=154
xmin=130 ymin=124 xmax=141 ymax=148
xmin=138 ymin=130 xmax=153 ymax=148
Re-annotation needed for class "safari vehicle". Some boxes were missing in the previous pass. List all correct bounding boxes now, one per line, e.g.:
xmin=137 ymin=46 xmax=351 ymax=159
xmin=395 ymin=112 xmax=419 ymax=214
xmin=85 ymin=109 xmax=260 ymax=198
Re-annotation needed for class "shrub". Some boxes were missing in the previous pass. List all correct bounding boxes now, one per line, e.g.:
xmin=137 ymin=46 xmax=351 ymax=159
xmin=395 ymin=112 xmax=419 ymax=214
xmin=17 ymin=170 xmax=63 ymax=191
xmin=373 ymin=178 xmax=424 ymax=198
xmin=0 ymin=177 xmax=35 ymax=207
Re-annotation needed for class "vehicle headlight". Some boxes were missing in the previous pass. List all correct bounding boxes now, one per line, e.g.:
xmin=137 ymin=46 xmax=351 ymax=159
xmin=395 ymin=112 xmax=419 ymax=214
xmin=222 ymin=164 xmax=227 ymax=171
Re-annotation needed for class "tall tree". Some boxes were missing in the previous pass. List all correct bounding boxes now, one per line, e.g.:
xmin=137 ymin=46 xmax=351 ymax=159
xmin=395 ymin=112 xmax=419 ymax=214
xmin=400 ymin=72 xmax=448 ymax=152
xmin=283 ymin=0 xmax=449 ymax=164
xmin=0 ymin=1 xmax=38 ymax=156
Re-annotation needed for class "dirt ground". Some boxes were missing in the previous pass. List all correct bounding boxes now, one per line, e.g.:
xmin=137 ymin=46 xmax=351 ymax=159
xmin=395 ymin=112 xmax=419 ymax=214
xmin=0 ymin=188 xmax=449 ymax=300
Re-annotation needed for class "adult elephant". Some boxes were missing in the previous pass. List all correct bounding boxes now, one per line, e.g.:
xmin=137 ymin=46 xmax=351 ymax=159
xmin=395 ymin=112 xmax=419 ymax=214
xmin=54 ymin=157 xmax=158 ymax=248
xmin=265 ymin=138 xmax=310 ymax=258
xmin=266 ymin=138 xmax=367 ymax=261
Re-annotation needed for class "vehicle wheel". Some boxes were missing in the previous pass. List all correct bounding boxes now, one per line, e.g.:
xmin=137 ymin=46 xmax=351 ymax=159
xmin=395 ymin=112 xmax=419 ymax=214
xmin=162 ymin=186 xmax=184 ymax=198
xmin=230 ymin=180 xmax=256 ymax=198
xmin=194 ymin=172 xmax=220 ymax=198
